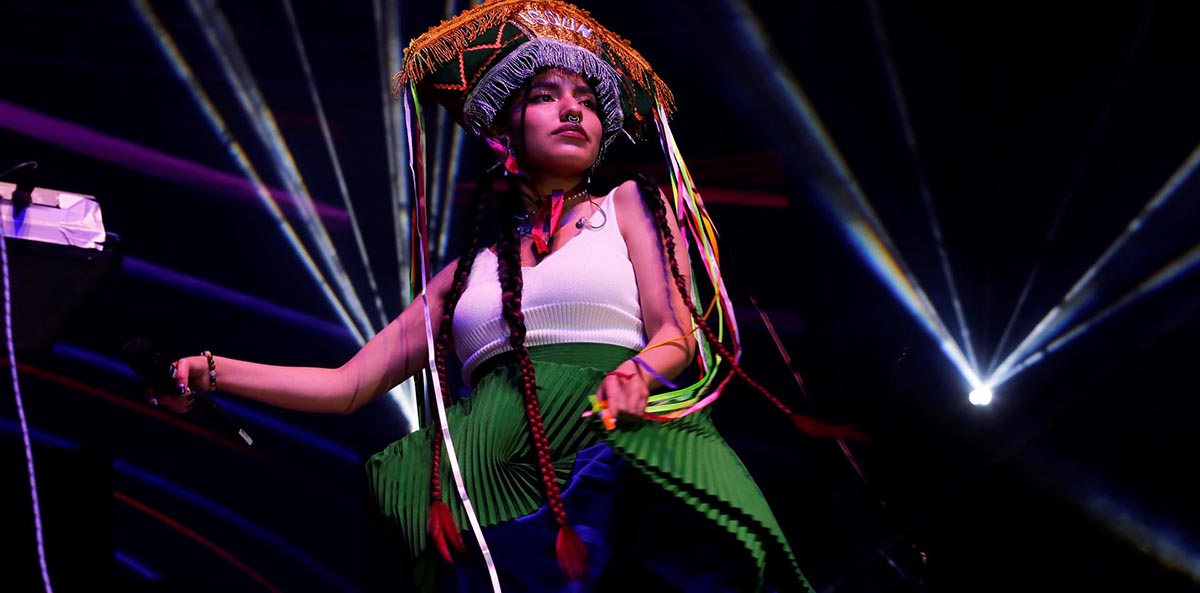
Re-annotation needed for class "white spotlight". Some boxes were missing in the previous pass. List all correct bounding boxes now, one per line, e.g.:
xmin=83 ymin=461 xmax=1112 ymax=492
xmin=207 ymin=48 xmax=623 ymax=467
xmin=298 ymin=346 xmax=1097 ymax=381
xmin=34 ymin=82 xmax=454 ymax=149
xmin=969 ymin=386 xmax=994 ymax=406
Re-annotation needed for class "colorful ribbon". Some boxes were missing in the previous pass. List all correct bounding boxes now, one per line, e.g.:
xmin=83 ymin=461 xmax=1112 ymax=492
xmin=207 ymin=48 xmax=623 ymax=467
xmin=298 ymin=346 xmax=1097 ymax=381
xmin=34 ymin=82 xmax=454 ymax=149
xmin=531 ymin=190 xmax=566 ymax=257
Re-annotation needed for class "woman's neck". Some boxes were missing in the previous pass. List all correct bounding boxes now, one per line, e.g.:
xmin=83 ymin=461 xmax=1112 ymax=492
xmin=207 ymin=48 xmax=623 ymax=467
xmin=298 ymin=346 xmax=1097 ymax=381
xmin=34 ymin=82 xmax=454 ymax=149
xmin=521 ymin=176 xmax=587 ymax=211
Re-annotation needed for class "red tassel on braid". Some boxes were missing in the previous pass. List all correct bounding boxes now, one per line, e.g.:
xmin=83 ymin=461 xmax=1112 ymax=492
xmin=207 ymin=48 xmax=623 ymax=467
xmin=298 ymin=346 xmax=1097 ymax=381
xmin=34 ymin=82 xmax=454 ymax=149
xmin=636 ymin=175 xmax=868 ymax=442
xmin=428 ymin=500 xmax=463 ymax=562
xmin=556 ymin=524 xmax=588 ymax=581
xmin=427 ymin=429 xmax=465 ymax=562
xmin=496 ymin=203 xmax=588 ymax=582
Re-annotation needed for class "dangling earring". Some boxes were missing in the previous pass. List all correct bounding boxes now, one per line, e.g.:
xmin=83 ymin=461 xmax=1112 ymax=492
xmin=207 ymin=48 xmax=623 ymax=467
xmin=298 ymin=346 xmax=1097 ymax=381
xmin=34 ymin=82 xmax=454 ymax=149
xmin=485 ymin=134 xmax=521 ymax=176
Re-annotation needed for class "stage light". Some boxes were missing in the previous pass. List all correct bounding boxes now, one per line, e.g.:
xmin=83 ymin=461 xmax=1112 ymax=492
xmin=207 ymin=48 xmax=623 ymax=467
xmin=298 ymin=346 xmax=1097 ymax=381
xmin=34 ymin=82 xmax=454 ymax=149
xmin=968 ymin=386 xmax=993 ymax=406
xmin=989 ymin=143 xmax=1200 ymax=389
xmin=713 ymin=0 xmax=986 ymax=399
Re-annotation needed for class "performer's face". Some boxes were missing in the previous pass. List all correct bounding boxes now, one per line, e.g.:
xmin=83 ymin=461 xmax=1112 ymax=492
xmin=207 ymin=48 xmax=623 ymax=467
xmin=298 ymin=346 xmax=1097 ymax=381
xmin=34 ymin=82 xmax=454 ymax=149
xmin=504 ymin=68 xmax=603 ymax=178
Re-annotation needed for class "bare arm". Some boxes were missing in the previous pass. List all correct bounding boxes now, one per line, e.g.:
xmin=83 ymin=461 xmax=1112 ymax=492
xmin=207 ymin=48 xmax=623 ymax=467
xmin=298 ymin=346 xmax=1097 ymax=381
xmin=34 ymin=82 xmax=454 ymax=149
xmin=597 ymin=179 xmax=697 ymax=422
xmin=158 ymin=261 xmax=458 ymax=415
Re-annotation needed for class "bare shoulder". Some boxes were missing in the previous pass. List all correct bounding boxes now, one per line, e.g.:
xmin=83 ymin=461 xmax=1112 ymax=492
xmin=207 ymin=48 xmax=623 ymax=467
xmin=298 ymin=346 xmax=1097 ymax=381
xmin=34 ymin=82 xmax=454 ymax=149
xmin=610 ymin=178 xmax=653 ymax=207
xmin=611 ymin=178 xmax=659 ymax=233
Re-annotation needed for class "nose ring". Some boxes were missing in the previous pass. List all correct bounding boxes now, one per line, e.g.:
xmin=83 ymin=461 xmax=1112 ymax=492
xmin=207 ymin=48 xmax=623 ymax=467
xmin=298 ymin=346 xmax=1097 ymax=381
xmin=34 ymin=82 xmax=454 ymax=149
xmin=566 ymin=113 xmax=581 ymax=124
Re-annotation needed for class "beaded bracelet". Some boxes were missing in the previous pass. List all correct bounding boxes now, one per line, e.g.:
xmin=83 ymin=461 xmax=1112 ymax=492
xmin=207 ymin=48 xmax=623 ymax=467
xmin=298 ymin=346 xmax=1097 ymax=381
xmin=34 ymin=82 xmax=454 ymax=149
xmin=201 ymin=350 xmax=217 ymax=392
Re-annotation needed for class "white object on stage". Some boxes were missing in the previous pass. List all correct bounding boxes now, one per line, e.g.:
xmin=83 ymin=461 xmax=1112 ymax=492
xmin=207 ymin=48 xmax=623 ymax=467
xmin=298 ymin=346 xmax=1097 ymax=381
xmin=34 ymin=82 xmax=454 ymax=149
xmin=0 ymin=181 xmax=108 ymax=250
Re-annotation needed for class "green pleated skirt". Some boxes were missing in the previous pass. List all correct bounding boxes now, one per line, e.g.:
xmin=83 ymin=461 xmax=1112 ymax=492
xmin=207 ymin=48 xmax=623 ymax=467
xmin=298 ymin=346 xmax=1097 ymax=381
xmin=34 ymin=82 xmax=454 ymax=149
xmin=365 ymin=343 xmax=812 ymax=592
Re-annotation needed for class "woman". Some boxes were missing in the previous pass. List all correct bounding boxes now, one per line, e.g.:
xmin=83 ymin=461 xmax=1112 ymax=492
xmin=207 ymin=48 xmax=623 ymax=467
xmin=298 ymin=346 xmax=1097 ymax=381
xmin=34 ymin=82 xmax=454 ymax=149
xmin=157 ymin=1 xmax=830 ymax=591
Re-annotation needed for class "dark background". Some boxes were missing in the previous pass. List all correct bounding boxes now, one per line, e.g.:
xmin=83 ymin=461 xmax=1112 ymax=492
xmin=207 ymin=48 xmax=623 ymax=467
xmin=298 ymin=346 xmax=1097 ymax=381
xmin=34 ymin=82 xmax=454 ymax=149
xmin=3 ymin=1 xmax=1199 ymax=592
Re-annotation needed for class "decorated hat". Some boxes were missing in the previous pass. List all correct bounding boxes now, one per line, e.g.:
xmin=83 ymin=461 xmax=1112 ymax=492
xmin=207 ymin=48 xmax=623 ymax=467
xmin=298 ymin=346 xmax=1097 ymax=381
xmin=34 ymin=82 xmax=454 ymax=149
xmin=393 ymin=0 xmax=675 ymax=148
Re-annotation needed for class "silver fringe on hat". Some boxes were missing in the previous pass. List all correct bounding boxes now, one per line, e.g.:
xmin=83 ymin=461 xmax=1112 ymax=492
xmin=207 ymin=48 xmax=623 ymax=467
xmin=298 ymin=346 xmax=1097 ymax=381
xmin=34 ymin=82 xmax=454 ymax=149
xmin=463 ymin=37 xmax=625 ymax=152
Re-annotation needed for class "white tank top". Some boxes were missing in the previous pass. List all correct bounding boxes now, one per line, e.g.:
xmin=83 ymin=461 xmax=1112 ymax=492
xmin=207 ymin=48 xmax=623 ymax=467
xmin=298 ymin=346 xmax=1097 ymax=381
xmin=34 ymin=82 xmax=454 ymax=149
xmin=453 ymin=188 xmax=646 ymax=382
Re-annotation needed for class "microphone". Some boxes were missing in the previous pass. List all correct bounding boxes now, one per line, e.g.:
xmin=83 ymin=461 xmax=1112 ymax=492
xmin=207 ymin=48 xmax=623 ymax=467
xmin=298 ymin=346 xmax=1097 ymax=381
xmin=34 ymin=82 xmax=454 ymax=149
xmin=120 ymin=337 xmax=254 ymax=446
xmin=7 ymin=160 xmax=37 ymax=210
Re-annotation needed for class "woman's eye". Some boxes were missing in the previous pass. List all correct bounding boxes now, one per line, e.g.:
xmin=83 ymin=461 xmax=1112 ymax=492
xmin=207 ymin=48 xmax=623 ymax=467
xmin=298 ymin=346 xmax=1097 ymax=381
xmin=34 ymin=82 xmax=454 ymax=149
xmin=531 ymin=94 xmax=554 ymax=103
xmin=580 ymin=99 xmax=596 ymax=110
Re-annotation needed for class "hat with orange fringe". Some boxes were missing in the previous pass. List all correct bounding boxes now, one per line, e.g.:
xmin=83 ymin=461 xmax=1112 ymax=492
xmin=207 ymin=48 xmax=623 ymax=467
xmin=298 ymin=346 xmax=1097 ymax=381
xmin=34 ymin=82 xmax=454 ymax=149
xmin=393 ymin=0 xmax=673 ymax=150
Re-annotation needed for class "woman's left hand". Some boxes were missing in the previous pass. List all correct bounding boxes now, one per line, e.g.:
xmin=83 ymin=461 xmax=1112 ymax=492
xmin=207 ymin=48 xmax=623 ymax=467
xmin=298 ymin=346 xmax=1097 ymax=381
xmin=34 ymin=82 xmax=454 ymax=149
xmin=596 ymin=362 xmax=649 ymax=427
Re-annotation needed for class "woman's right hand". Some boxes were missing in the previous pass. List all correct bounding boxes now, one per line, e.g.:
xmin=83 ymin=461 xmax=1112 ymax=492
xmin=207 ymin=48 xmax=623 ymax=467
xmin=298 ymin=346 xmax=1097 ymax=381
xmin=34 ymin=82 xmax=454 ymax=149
xmin=595 ymin=360 xmax=650 ymax=428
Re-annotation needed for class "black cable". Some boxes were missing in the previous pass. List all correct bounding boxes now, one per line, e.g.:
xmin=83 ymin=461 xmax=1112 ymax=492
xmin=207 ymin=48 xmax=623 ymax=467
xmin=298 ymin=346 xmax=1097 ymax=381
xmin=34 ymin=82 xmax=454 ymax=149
xmin=0 ymin=160 xmax=37 ymax=181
